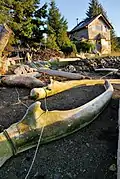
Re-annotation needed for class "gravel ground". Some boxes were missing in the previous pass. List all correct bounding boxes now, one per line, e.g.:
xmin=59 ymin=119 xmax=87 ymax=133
xmin=0 ymin=84 xmax=118 ymax=179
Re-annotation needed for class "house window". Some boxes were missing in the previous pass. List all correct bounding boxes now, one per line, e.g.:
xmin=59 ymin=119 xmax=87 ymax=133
xmin=105 ymin=26 xmax=108 ymax=32
xmin=102 ymin=25 xmax=107 ymax=32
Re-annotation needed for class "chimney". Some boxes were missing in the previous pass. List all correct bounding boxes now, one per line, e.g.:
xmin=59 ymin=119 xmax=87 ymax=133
xmin=76 ymin=18 xmax=79 ymax=25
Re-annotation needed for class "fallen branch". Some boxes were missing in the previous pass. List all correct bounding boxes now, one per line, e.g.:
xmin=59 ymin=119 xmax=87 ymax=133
xmin=1 ymin=75 xmax=45 ymax=88
xmin=15 ymin=88 xmax=28 ymax=108
xmin=37 ymin=68 xmax=91 ymax=80
xmin=100 ymin=72 xmax=114 ymax=79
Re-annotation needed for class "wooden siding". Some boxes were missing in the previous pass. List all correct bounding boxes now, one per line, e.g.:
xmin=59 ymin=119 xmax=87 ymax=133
xmin=88 ymin=18 xmax=111 ymax=40
xmin=101 ymin=39 xmax=111 ymax=54
xmin=70 ymin=28 xmax=88 ymax=40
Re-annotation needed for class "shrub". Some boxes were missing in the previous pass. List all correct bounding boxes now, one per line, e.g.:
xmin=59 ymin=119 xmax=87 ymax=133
xmin=61 ymin=42 xmax=77 ymax=56
xmin=74 ymin=41 xmax=95 ymax=53
xmin=46 ymin=34 xmax=59 ymax=50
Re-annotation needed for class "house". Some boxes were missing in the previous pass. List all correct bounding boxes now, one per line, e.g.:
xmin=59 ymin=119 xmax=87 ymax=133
xmin=69 ymin=14 xmax=113 ymax=54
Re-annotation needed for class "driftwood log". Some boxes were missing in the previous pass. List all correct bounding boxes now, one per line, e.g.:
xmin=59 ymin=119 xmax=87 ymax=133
xmin=37 ymin=68 xmax=90 ymax=80
xmin=94 ymin=68 xmax=118 ymax=73
xmin=1 ymin=75 xmax=45 ymax=88
xmin=0 ymin=80 xmax=113 ymax=167
xmin=30 ymin=79 xmax=120 ymax=100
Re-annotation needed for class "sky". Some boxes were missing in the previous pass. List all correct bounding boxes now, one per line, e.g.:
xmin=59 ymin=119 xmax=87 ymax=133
xmin=40 ymin=0 xmax=120 ymax=36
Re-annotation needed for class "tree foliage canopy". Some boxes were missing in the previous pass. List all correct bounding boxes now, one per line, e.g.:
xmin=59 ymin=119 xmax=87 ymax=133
xmin=0 ymin=0 xmax=47 ymax=46
xmin=47 ymin=0 xmax=75 ymax=55
xmin=86 ymin=0 xmax=107 ymax=18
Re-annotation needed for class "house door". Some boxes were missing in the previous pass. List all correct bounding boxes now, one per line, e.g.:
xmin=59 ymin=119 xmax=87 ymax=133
xmin=96 ymin=39 xmax=102 ymax=52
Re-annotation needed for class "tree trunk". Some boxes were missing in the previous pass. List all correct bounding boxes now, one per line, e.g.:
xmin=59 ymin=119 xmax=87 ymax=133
xmin=0 ymin=24 xmax=12 ymax=67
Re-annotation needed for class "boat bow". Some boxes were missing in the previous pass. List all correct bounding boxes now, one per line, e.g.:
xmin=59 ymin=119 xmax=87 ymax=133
xmin=0 ymin=80 xmax=113 ymax=167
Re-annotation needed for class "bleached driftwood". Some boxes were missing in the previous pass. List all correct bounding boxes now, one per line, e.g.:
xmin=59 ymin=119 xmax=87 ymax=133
xmin=1 ymin=75 xmax=45 ymax=88
xmin=37 ymin=68 xmax=90 ymax=80
xmin=0 ymin=80 xmax=113 ymax=167
xmin=94 ymin=68 xmax=118 ymax=73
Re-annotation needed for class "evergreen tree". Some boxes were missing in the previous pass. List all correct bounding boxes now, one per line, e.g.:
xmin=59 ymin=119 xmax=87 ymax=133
xmin=0 ymin=0 xmax=12 ymax=24
xmin=47 ymin=0 xmax=73 ymax=51
xmin=86 ymin=0 xmax=107 ymax=18
xmin=48 ymin=0 xmax=67 ymax=34
xmin=117 ymin=37 xmax=120 ymax=49
xmin=110 ymin=29 xmax=119 ymax=51
xmin=46 ymin=25 xmax=59 ymax=50
xmin=30 ymin=3 xmax=48 ymax=46
xmin=0 ymin=0 xmax=47 ymax=46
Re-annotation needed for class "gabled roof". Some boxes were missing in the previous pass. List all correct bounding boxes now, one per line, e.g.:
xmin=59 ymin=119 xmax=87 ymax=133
xmin=70 ymin=14 xmax=113 ymax=33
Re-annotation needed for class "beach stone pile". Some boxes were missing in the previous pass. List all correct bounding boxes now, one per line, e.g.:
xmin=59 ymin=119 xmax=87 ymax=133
xmin=64 ymin=56 xmax=120 ymax=72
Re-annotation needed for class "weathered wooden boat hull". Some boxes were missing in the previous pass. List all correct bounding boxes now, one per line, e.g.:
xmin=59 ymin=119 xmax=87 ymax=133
xmin=30 ymin=79 xmax=119 ymax=100
xmin=0 ymin=80 xmax=113 ymax=167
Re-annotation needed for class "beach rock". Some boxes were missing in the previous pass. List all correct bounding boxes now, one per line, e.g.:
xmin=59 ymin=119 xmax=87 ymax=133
xmin=66 ymin=65 xmax=76 ymax=73
xmin=109 ymin=164 xmax=116 ymax=172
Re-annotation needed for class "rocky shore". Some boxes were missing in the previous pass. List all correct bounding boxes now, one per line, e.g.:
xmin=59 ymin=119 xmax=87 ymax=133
xmin=62 ymin=56 xmax=120 ymax=73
